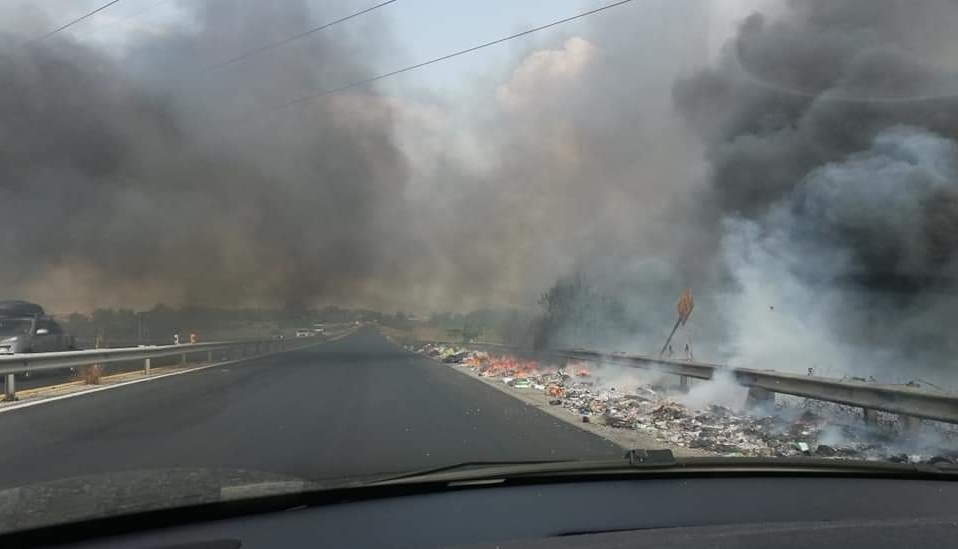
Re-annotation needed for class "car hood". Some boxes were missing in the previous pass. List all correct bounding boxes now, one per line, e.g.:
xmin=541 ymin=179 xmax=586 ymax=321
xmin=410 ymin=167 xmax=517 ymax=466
xmin=0 ymin=468 xmax=361 ymax=534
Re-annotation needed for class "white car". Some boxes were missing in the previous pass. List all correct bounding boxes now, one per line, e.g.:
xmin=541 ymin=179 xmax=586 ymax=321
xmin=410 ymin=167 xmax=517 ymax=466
xmin=295 ymin=329 xmax=311 ymax=338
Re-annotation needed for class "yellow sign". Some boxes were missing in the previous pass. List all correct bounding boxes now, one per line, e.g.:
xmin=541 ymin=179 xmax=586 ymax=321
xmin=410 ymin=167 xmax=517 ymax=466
xmin=677 ymin=288 xmax=694 ymax=325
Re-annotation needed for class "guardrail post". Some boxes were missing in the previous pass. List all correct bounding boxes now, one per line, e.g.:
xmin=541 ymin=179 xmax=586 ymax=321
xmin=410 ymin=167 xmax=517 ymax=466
xmin=3 ymin=374 xmax=16 ymax=402
xmin=679 ymin=375 xmax=690 ymax=392
xmin=745 ymin=387 xmax=775 ymax=410
xmin=180 ymin=352 xmax=187 ymax=365
xmin=900 ymin=414 xmax=917 ymax=436
xmin=863 ymin=408 xmax=878 ymax=426
xmin=144 ymin=357 xmax=151 ymax=375
xmin=208 ymin=350 xmax=214 ymax=363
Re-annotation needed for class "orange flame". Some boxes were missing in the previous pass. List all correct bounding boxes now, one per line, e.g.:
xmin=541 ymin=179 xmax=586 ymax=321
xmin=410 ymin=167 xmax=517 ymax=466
xmin=567 ymin=361 xmax=592 ymax=377
xmin=480 ymin=355 xmax=540 ymax=378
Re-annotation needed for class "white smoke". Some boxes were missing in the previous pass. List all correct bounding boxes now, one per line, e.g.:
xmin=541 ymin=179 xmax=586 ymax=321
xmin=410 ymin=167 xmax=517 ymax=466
xmin=720 ymin=127 xmax=958 ymax=384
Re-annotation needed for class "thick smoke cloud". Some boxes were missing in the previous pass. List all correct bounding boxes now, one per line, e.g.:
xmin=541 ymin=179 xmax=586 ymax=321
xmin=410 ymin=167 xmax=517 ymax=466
xmin=674 ymin=0 xmax=958 ymax=381
xmin=0 ymin=0 xmax=420 ymax=311
xmin=5 ymin=0 xmax=957 ymax=387
xmin=0 ymin=0 xmax=712 ymax=316
xmin=399 ymin=1 xmax=717 ymax=329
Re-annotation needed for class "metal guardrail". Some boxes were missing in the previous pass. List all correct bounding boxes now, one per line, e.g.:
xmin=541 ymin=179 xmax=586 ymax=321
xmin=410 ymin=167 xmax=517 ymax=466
xmin=0 ymin=338 xmax=306 ymax=402
xmin=423 ymin=341 xmax=958 ymax=425
xmin=555 ymin=350 xmax=958 ymax=424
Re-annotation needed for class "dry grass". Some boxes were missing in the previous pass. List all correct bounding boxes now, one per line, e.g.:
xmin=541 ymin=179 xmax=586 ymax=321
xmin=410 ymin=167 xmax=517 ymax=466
xmin=79 ymin=364 xmax=105 ymax=385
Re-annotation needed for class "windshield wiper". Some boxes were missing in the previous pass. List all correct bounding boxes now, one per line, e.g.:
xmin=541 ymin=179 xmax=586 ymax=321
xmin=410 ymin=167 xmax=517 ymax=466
xmin=373 ymin=450 xmax=677 ymax=484
xmin=378 ymin=458 xmax=584 ymax=482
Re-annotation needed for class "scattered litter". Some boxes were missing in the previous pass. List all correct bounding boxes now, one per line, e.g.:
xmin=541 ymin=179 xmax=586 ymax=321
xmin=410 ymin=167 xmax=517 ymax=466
xmin=415 ymin=343 xmax=958 ymax=463
xmin=510 ymin=378 xmax=533 ymax=389
xmin=815 ymin=445 xmax=836 ymax=457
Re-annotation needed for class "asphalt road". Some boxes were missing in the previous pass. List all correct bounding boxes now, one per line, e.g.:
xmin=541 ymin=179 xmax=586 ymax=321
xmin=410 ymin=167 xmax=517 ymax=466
xmin=0 ymin=327 xmax=620 ymax=489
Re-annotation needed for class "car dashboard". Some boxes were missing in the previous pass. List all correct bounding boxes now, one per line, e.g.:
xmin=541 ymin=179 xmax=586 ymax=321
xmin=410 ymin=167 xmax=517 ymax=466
xmin=7 ymin=475 xmax=954 ymax=549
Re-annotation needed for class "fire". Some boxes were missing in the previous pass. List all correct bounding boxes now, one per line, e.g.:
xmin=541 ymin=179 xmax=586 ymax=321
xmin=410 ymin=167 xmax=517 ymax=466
xmin=465 ymin=352 xmax=489 ymax=367
xmin=480 ymin=355 xmax=540 ymax=378
xmin=567 ymin=361 xmax=591 ymax=378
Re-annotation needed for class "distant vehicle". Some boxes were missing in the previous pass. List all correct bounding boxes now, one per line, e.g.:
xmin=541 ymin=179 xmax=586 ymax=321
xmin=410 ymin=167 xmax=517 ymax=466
xmin=312 ymin=324 xmax=325 ymax=335
xmin=295 ymin=329 xmax=311 ymax=338
xmin=0 ymin=300 xmax=45 ymax=318
xmin=0 ymin=316 xmax=76 ymax=354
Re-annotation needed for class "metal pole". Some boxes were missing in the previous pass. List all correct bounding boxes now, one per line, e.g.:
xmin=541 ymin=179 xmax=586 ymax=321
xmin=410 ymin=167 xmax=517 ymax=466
xmin=901 ymin=415 xmax=917 ymax=436
xmin=180 ymin=353 xmax=187 ymax=365
xmin=208 ymin=350 xmax=213 ymax=362
xmin=145 ymin=357 xmax=151 ymax=375
xmin=3 ymin=374 xmax=16 ymax=402
xmin=659 ymin=317 xmax=682 ymax=358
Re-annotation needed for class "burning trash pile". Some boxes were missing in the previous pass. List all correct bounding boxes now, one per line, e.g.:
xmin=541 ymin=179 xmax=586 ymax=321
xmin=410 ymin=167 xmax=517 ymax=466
xmin=413 ymin=344 xmax=958 ymax=463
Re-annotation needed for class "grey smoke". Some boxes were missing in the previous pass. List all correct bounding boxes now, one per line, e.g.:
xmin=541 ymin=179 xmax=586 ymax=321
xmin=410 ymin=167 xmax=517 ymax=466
xmin=0 ymin=0 xmax=416 ymax=310
xmin=401 ymin=0 xmax=716 ymax=327
xmin=0 ymin=0 xmax=711 ymax=315
xmin=4 ymin=0 xmax=958 ymax=389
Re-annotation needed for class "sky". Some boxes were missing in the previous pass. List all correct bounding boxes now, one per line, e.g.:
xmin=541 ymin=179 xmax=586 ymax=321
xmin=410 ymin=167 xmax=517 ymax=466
xmin=22 ymin=0 xmax=728 ymax=94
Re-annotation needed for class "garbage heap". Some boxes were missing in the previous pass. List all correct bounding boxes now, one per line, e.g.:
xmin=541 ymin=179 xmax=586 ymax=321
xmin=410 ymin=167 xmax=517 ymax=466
xmin=413 ymin=343 xmax=958 ymax=464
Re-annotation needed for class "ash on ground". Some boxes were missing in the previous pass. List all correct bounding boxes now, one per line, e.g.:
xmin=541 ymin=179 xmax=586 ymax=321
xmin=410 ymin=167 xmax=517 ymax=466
xmin=412 ymin=344 xmax=958 ymax=464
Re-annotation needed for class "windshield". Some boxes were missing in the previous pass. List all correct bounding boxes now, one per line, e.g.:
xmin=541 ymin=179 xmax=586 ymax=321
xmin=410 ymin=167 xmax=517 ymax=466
xmin=1 ymin=0 xmax=957 ymax=535
xmin=0 ymin=320 xmax=32 ymax=336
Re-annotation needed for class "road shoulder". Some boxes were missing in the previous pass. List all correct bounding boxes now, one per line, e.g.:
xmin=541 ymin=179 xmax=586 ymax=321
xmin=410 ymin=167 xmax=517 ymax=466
xmin=429 ymin=354 xmax=711 ymax=457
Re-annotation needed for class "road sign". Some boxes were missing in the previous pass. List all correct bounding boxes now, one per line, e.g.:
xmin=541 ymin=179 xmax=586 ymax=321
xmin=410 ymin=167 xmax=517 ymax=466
xmin=660 ymin=289 xmax=695 ymax=357
xmin=677 ymin=289 xmax=694 ymax=325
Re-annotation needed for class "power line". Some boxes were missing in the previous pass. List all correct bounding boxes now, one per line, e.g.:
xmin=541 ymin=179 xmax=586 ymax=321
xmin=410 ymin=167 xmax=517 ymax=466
xmin=207 ymin=0 xmax=399 ymax=71
xmin=247 ymin=0 xmax=634 ymax=120
xmin=87 ymin=0 xmax=175 ymax=34
xmin=20 ymin=0 xmax=124 ymax=48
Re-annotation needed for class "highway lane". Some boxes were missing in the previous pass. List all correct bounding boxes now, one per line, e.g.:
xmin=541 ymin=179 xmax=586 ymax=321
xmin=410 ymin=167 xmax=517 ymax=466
xmin=0 ymin=327 xmax=620 ymax=489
